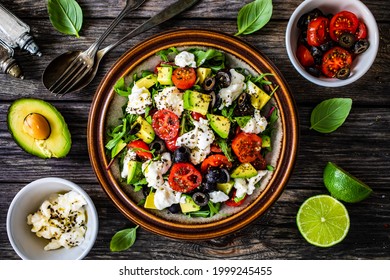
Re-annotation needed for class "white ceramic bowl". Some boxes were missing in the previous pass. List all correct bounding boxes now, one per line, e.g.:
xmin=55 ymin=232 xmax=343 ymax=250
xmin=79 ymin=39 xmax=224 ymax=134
xmin=6 ymin=177 xmax=98 ymax=260
xmin=285 ymin=0 xmax=379 ymax=87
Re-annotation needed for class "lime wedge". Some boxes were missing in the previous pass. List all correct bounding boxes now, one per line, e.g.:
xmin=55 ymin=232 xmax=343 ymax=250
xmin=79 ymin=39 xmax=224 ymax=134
xmin=297 ymin=195 xmax=350 ymax=247
xmin=323 ymin=162 xmax=373 ymax=203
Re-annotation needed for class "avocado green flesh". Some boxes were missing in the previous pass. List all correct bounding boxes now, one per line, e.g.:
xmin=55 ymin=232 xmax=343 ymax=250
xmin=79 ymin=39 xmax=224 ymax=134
xmin=7 ymin=98 xmax=71 ymax=158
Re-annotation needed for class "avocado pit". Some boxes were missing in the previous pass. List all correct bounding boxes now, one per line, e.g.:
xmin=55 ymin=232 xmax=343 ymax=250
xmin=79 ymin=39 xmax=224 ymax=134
xmin=23 ymin=113 xmax=51 ymax=140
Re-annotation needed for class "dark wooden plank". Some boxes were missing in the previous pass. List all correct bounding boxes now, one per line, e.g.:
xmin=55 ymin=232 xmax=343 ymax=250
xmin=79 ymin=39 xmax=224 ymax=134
xmin=1 ymin=19 xmax=389 ymax=105
xmin=2 ymin=0 xmax=389 ymax=22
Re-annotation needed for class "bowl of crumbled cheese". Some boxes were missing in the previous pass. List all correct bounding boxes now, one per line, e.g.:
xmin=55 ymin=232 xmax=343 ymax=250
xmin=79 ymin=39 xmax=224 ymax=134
xmin=6 ymin=177 xmax=98 ymax=260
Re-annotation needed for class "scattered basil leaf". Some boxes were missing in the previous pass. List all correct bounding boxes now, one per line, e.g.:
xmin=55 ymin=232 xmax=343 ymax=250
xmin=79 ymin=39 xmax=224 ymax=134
xmin=235 ymin=0 xmax=273 ymax=36
xmin=310 ymin=98 xmax=352 ymax=133
xmin=47 ymin=0 xmax=83 ymax=38
xmin=110 ymin=226 xmax=139 ymax=252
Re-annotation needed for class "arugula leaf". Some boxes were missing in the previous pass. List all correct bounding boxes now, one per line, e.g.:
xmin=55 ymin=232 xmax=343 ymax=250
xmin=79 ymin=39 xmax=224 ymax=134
xmin=208 ymin=201 xmax=221 ymax=217
xmin=235 ymin=0 xmax=273 ymax=36
xmin=221 ymin=103 xmax=236 ymax=122
xmin=47 ymin=0 xmax=83 ymax=38
xmin=216 ymin=138 xmax=234 ymax=162
xmin=310 ymin=98 xmax=352 ymax=133
xmin=110 ymin=226 xmax=139 ymax=252
xmin=113 ymin=77 xmax=131 ymax=96
xmin=105 ymin=118 xmax=128 ymax=151
xmin=235 ymin=116 xmax=252 ymax=128
xmin=191 ymin=49 xmax=225 ymax=69
xmin=156 ymin=47 xmax=178 ymax=62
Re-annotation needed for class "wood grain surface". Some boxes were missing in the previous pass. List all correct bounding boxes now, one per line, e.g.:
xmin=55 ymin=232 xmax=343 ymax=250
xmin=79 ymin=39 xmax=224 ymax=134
xmin=0 ymin=0 xmax=389 ymax=260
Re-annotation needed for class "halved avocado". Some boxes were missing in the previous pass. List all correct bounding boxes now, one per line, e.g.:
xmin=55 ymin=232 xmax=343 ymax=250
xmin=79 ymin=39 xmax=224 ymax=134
xmin=7 ymin=98 xmax=72 ymax=158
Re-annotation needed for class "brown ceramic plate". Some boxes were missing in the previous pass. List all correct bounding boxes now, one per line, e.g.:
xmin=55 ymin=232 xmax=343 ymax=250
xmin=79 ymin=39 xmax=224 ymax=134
xmin=88 ymin=29 xmax=298 ymax=240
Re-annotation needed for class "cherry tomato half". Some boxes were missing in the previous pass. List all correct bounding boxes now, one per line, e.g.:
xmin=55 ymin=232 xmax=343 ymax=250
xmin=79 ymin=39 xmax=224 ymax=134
xmin=165 ymin=136 xmax=179 ymax=152
xmin=321 ymin=47 xmax=353 ymax=78
xmin=296 ymin=44 xmax=315 ymax=67
xmin=232 ymin=132 xmax=262 ymax=163
xmin=355 ymin=20 xmax=368 ymax=40
xmin=200 ymin=154 xmax=232 ymax=173
xmin=172 ymin=67 xmax=197 ymax=90
xmin=152 ymin=109 xmax=180 ymax=141
xmin=191 ymin=111 xmax=206 ymax=121
xmin=168 ymin=163 xmax=202 ymax=193
xmin=329 ymin=11 xmax=359 ymax=41
xmin=225 ymin=190 xmax=247 ymax=207
xmin=127 ymin=139 xmax=152 ymax=161
xmin=306 ymin=16 xmax=329 ymax=47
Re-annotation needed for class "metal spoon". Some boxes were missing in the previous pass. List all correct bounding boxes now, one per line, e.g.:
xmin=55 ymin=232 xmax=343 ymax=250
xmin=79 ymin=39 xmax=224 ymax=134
xmin=42 ymin=0 xmax=200 ymax=95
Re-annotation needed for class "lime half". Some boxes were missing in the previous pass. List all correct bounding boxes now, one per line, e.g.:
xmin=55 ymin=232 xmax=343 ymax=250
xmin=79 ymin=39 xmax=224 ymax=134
xmin=297 ymin=195 xmax=350 ymax=247
xmin=324 ymin=162 xmax=373 ymax=203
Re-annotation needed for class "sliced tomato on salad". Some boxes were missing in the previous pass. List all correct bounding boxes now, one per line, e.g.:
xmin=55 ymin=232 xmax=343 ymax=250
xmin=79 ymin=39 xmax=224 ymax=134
xmin=225 ymin=190 xmax=247 ymax=207
xmin=127 ymin=139 xmax=152 ymax=161
xmin=200 ymin=154 xmax=232 ymax=173
xmin=306 ymin=16 xmax=329 ymax=47
xmin=191 ymin=111 xmax=206 ymax=121
xmin=152 ymin=109 xmax=180 ymax=141
xmin=168 ymin=162 xmax=202 ymax=193
xmin=172 ymin=67 xmax=197 ymax=90
xmin=232 ymin=132 xmax=262 ymax=163
xmin=329 ymin=11 xmax=359 ymax=41
xmin=321 ymin=47 xmax=353 ymax=78
xmin=296 ymin=44 xmax=314 ymax=67
xmin=355 ymin=21 xmax=367 ymax=40
xmin=165 ymin=136 xmax=179 ymax=152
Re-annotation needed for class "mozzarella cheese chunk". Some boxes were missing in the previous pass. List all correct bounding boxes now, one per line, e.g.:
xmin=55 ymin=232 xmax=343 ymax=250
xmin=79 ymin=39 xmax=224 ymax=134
xmin=154 ymin=181 xmax=182 ymax=210
xmin=142 ymin=152 xmax=172 ymax=188
xmin=209 ymin=191 xmax=230 ymax=203
xmin=241 ymin=109 xmax=268 ymax=134
xmin=176 ymin=118 xmax=215 ymax=165
xmin=233 ymin=170 xmax=268 ymax=198
xmin=121 ymin=148 xmax=137 ymax=178
xmin=27 ymin=191 xmax=87 ymax=251
xmin=174 ymin=51 xmax=196 ymax=67
xmin=218 ymin=69 xmax=246 ymax=110
xmin=154 ymin=86 xmax=184 ymax=117
xmin=126 ymin=84 xmax=152 ymax=115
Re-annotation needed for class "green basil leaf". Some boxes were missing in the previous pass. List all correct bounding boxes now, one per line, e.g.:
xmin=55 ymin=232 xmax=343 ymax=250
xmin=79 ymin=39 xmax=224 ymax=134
xmin=47 ymin=0 xmax=83 ymax=37
xmin=235 ymin=0 xmax=273 ymax=36
xmin=310 ymin=98 xmax=352 ymax=133
xmin=110 ymin=226 xmax=139 ymax=252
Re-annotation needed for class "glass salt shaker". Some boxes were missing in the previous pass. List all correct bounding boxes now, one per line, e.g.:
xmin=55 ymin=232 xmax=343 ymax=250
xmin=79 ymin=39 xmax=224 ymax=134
xmin=0 ymin=3 xmax=41 ymax=56
xmin=0 ymin=39 xmax=23 ymax=79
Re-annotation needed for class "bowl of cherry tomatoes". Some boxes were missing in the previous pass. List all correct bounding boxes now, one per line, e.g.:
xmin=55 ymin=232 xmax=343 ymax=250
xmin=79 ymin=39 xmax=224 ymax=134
xmin=285 ymin=0 xmax=379 ymax=87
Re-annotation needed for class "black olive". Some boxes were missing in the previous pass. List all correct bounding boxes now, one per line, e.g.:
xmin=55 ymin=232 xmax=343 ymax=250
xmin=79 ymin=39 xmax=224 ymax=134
xmin=215 ymin=71 xmax=231 ymax=88
xmin=167 ymin=203 xmax=181 ymax=214
xmin=205 ymin=168 xmax=221 ymax=184
xmin=234 ymin=92 xmax=255 ymax=116
xmin=314 ymin=56 xmax=322 ymax=66
xmin=214 ymin=93 xmax=222 ymax=109
xmin=192 ymin=192 xmax=209 ymax=207
xmin=326 ymin=13 xmax=334 ymax=21
xmin=173 ymin=146 xmax=191 ymax=163
xmin=319 ymin=41 xmax=334 ymax=53
xmin=297 ymin=9 xmax=323 ymax=30
xmin=338 ymin=32 xmax=356 ymax=49
xmin=150 ymin=139 xmax=166 ymax=154
xmin=310 ymin=46 xmax=323 ymax=58
xmin=202 ymin=181 xmax=216 ymax=193
xmin=352 ymin=39 xmax=370 ymax=55
xmin=307 ymin=67 xmax=322 ymax=77
xmin=336 ymin=67 xmax=351 ymax=80
xmin=203 ymin=77 xmax=216 ymax=91
xmin=219 ymin=168 xmax=230 ymax=183
xmin=129 ymin=123 xmax=141 ymax=135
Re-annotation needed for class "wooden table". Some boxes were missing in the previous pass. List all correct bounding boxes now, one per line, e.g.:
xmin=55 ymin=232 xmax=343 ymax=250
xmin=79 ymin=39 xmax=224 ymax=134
xmin=0 ymin=0 xmax=389 ymax=260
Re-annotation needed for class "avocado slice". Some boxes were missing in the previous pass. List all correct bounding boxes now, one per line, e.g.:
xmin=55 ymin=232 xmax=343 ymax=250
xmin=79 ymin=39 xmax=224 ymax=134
xmin=157 ymin=66 xmax=173 ymax=85
xmin=206 ymin=114 xmax=230 ymax=139
xmin=246 ymin=80 xmax=271 ymax=110
xmin=133 ymin=116 xmax=155 ymax=144
xmin=231 ymin=163 xmax=258 ymax=179
xmin=183 ymin=90 xmax=211 ymax=115
xmin=180 ymin=195 xmax=201 ymax=213
xmin=7 ymin=98 xmax=71 ymax=159
xmin=261 ymin=135 xmax=271 ymax=148
xmin=144 ymin=191 xmax=158 ymax=209
xmin=135 ymin=74 xmax=158 ymax=89
xmin=196 ymin=67 xmax=212 ymax=85
xmin=127 ymin=160 xmax=143 ymax=185
xmin=217 ymin=181 xmax=234 ymax=195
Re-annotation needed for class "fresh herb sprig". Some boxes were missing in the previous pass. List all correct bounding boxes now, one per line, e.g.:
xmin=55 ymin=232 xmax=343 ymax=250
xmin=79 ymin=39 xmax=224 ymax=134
xmin=235 ymin=0 xmax=273 ymax=36
xmin=47 ymin=0 xmax=83 ymax=38
xmin=110 ymin=226 xmax=139 ymax=252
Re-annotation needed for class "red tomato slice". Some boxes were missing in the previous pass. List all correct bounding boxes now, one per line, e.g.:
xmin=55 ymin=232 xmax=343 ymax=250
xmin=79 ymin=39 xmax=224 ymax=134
xmin=127 ymin=139 xmax=152 ymax=161
xmin=165 ymin=136 xmax=179 ymax=152
xmin=210 ymin=143 xmax=222 ymax=153
xmin=200 ymin=154 xmax=232 ymax=173
xmin=152 ymin=109 xmax=180 ymax=141
xmin=306 ymin=16 xmax=329 ymax=47
xmin=329 ymin=11 xmax=359 ymax=41
xmin=172 ymin=67 xmax=197 ymax=90
xmin=321 ymin=47 xmax=353 ymax=78
xmin=296 ymin=44 xmax=314 ymax=67
xmin=355 ymin=21 xmax=367 ymax=40
xmin=191 ymin=111 xmax=206 ymax=121
xmin=251 ymin=154 xmax=267 ymax=170
xmin=225 ymin=190 xmax=247 ymax=207
xmin=232 ymin=132 xmax=262 ymax=163
xmin=168 ymin=163 xmax=202 ymax=193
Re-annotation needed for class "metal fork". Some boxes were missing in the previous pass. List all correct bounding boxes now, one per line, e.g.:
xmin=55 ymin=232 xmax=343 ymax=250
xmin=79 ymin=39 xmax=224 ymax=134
xmin=48 ymin=0 xmax=146 ymax=95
